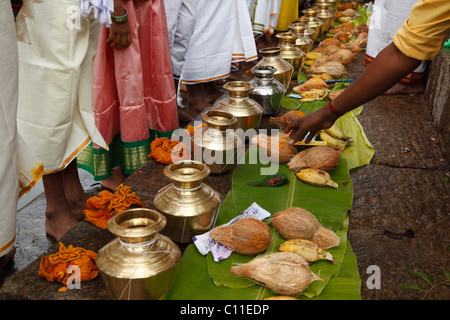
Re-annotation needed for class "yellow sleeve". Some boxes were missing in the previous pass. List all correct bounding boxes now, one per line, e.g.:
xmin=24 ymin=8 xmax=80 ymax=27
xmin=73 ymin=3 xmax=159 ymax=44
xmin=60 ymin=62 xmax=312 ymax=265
xmin=393 ymin=0 xmax=450 ymax=61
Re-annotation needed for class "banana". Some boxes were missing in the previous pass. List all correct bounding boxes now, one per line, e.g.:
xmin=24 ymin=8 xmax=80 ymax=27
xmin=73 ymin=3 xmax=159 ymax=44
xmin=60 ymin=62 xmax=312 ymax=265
xmin=296 ymin=168 xmax=339 ymax=189
xmin=319 ymin=131 xmax=347 ymax=150
xmin=304 ymin=59 xmax=315 ymax=66
xmin=306 ymin=52 xmax=322 ymax=60
xmin=324 ymin=124 xmax=351 ymax=141
xmin=278 ymin=239 xmax=334 ymax=263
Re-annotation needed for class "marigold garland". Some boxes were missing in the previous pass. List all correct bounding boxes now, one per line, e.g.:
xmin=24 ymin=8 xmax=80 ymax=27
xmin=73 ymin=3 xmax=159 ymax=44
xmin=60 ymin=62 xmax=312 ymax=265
xmin=38 ymin=242 xmax=98 ymax=289
xmin=83 ymin=184 xmax=144 ymax=229
xmin=147 ymin=137 xmax=190 ymax=164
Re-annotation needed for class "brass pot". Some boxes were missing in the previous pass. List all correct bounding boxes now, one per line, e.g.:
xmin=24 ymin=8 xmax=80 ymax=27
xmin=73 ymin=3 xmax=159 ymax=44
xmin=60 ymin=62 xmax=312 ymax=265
xmin=316 ymin=9 xmax=334 ymax=32
xmin=96 ymin=208 xmax=181 ymax=300
xmin=212 ymin=81 xmax=263 ymax=132
xmin=275 ymin=33 xmax=306 ymax=78
xmin=289 ymin=21 xmax=317 ymax=43
xmin=301 ymin=8 xmax=317 ymax=18
xmin=153 ymin=160 xmax=221 ymax=243
xmin=192 ymin=110 xmax=242 ymax=174
xmin=287 ymin=24 xmax=314 ymax=54
xmin=304 ymin=17 xmax=325 ymax=39
xmin=255 ymin=47 xmax=294 ymax=89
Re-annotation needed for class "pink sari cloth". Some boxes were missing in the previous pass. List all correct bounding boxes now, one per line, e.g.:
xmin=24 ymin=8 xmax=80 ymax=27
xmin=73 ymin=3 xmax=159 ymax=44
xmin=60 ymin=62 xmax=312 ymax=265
xmin=92 ymin=0 xmax=178 ymax=148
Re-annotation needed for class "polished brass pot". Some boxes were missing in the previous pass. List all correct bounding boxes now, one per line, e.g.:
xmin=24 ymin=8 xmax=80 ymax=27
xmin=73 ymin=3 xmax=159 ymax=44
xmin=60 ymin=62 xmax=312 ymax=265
xmin=255 ymin=47 xmax=294 ymax=89
xmin=212 ymin=81 xmax=263 ymax=132
xmin=96 ymin=208 xmax=181 ymax=300
xmin=289 ymin=21 xmax=317 ymax=43
xmin=192 ymin=110 xmax=242 ymax=174
xmin=287 ymin=24 xmax=314 ymax=54
xmin=153 ymin=160 xmax=221 ymax=243
xmin=275 ymin=33 xmax=306 ymax=78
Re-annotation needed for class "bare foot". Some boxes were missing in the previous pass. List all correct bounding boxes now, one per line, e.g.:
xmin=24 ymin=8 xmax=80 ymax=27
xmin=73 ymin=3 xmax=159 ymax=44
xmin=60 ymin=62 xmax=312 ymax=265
xmin=384 ymin=80 xmax=425 ymax=95
xmin=101 ymin=166 xmax=127 ymax=192
xmin=0 ymin=246 xmax=16 ymax=286
xmin=45 ymin=201 xmax=79 ymax=241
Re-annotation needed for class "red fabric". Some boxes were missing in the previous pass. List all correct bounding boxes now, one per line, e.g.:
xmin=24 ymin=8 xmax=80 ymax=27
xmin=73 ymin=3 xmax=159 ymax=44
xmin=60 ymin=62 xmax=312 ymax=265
xmin=92 ymin=0 xmax=178 ymax=147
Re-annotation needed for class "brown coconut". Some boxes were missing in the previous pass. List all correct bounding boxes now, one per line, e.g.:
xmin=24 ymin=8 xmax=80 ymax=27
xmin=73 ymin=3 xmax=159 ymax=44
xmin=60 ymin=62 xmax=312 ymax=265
xmin=312 ymin=226 xmax=341 ymax=249
xmin=272 ymin=207 xmax=340 ymax=249
xmin=251 ymin=132 xmax=297 ymax=163
xmin=230 ymin=252 xmax=322 ymax=296
xmin=272 ymin=207 xmax=320 ymax=240
xmin=269 ymin=110 xmax=306 ymax=128
xmin=209 ymin=218 xmax=272 ymax=255
xmin=287 ymin=145 xmax=341 ymax=172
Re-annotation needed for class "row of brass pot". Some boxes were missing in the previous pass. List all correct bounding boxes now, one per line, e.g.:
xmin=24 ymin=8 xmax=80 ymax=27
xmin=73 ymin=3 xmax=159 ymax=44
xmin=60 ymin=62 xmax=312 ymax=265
xmin=96 ymin=2 xmax=342 ymax=299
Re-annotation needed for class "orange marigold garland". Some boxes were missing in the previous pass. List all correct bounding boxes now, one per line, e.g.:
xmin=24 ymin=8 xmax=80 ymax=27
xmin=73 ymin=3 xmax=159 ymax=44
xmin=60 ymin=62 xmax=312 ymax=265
xmin=147 ymin=137 xmax=190 ymax=164
xmin=38 ymin=242 xmax=98 ymax=290
xmin=83 ymin=184 xmax=144 ymax=229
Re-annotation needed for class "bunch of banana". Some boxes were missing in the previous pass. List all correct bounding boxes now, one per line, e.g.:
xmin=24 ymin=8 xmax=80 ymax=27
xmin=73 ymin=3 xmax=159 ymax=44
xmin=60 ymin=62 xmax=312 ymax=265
xmin=304 ymin=52 xmax=322 ymax=66
xmin=296 ymin=168 xmax=339 ymax=189
xmin=319 ymin=124 xmax=353 ymax=150
xmin=279 ymin=239 xmax=334 ymax=263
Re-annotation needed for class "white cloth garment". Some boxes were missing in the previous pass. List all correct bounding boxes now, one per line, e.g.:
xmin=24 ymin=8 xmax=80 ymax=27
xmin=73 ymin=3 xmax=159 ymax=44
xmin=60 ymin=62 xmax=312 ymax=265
xmin=176 ymin=0 xmax=257 ymax=84
xmin=0 ymin=1 xmax=19 ymax=257
xmin=17 ymin=0 xmax=107 ymax=196
xmin=366 ymin=0 xmax=427 ymax=74
xmin=252 ymin=0 xmax=282 ymax=36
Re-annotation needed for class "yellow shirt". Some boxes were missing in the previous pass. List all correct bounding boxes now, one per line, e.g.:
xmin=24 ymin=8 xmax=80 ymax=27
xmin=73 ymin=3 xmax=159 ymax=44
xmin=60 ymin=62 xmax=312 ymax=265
xmin=393 ymin=0 xmax=450 ymax=61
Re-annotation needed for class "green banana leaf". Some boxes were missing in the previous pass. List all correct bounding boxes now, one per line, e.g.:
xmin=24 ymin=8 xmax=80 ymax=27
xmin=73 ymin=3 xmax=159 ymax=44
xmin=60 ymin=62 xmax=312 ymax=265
xmin=162 ymin=149 xmax=359 ymax=300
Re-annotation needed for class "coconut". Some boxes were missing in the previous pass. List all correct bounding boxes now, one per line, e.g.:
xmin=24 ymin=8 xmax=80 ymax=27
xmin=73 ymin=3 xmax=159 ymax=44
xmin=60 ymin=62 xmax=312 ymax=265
xmin=287 ymin=145 xmax=341 ymax=172
xmin=230 ymin=252 xmax=322 ymax=296
xmin=312 ymin=226 xmax=341 ymax=249
xmin=251 ymin=132 xmax=297 ymax=163
xmin=209 ymin=218 xmax=272 ymax=255
xmin=272 ymin=207 xmax=320 ymax=240
xmin=272 ymin=207 xmax=340 ymax=249
xmin=269 ymin=110 xmax=306 ymax=128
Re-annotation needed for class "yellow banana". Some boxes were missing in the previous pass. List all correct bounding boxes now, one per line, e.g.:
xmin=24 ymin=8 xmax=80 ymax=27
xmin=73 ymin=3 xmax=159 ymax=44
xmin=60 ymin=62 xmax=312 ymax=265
xmin=306 ymin=52 xmax=322 ymax=60
xmin=278 ymin=239 xmax=334 ymax=263
xmin=264 ymin=296 xmax=300 ymax=300
xmin=304 ymin=59 xmax=315 ymax=66
xmin=324 ymin=124 xmax=350 ymax=141
xmin=319 ymin=131 xmax=347 ymax=150
xmin=296 ymin=168 xmax=339 ymax=189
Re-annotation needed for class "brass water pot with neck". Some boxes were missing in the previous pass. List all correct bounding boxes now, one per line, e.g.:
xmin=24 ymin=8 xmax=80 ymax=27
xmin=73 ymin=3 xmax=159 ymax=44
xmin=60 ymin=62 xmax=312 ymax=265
xmin=96 ymin=208 xmax=181 ymax=300
xmin=192 ymin=110 xmax=242 ymax=174
xmin=316 ymin=9 xmax=334 ymax=32
xmin=288 ymin=23 xmax=314 ymax=54
xmin=255 ymin=47 xmax=294 ymax=89
xmin=212 ymin=81 xmax=263 ymax=132
xmin=275 ymin=33 xmax=306 ymax=78
xmin=291 ymin=19 xmax=318 ymax=42
xmin=153 ymin=160 xmax=221 ymax=243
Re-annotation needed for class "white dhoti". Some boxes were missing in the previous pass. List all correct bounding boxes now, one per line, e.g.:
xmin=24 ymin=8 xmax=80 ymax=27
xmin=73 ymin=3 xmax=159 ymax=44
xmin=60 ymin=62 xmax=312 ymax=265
xmin=0 ymin=1 xmax=19 ymax=257
xmin=365 ymin=0 xmax=427 ymax=83
xmin=171 ymin=0 xmax=257 ymax=84
xmin=17 ymin=0 xmax=107 ymax=196
xmin=252 ymin=0 xmax=282 ymax=36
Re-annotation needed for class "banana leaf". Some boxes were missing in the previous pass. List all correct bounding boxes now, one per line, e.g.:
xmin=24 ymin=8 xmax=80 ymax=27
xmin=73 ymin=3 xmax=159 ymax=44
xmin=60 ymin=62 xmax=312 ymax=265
xmin=162 ymin=149 xmax=359 ymax=300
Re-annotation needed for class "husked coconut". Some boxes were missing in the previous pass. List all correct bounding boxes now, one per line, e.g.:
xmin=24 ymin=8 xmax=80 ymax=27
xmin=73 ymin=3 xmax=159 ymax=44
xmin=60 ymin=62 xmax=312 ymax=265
xmin=230 ymin=252 xmax=322 ymax=296
xmin=210 ymin=218 xmax=272 ymax=255
xmin=288 ymin=145 xmax=341 ymax=172
xmin=251 ymin=132 xmax=297 ymax=163
xmin=272 ymin=207 xmax=340 ymax=249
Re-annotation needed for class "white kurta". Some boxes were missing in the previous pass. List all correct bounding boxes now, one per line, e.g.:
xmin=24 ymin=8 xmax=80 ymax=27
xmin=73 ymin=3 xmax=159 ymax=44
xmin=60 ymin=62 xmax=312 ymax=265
xmin=168 ymin=0 xmax=257 ymax=84
xmin=0 ymin=1 xmax=19 ymax=257
xmin=16 ymin=0 xmax=107 ymax=196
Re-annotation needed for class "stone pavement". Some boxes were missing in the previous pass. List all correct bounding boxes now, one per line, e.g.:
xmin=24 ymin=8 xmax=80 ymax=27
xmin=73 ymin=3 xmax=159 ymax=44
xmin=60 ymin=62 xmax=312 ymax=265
xmin=1 ymin=51 xmax=449 ymax=300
